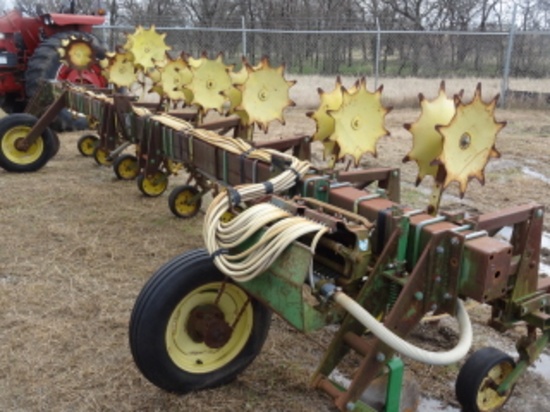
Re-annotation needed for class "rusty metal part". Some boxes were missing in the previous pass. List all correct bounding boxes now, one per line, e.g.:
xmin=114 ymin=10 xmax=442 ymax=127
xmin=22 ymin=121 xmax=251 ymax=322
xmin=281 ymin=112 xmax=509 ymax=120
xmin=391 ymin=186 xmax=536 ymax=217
xmin=186 ymin=304 xmax=233 ymax=349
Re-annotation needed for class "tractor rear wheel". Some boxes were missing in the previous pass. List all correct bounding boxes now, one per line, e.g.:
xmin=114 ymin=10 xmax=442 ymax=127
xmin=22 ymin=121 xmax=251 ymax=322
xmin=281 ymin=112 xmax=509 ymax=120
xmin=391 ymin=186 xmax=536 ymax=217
xmin=0 ymin=113 xmax=57 ymax=172
xmin=25 ymin=31 xmax=106 ymax=132
xmin=129 ymin=249 xmax=271 ymax=394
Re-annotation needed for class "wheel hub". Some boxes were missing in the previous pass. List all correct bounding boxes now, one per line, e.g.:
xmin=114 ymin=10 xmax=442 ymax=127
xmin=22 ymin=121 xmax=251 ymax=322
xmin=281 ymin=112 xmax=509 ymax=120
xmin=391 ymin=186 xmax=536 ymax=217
xmin=186 ymin=304 xmax=233 ymax=349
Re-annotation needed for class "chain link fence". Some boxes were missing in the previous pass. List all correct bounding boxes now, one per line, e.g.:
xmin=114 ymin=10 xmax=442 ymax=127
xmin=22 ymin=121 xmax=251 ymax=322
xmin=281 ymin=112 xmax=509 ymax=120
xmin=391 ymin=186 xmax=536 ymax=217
xmin=93 ymin=23 xmax=550 ymax=107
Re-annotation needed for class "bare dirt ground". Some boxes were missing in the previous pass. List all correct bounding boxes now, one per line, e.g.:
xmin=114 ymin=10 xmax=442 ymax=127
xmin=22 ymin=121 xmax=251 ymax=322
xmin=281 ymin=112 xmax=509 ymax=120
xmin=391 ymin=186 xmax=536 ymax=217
xmin=1 ymin=104 xmax=550 ymax=412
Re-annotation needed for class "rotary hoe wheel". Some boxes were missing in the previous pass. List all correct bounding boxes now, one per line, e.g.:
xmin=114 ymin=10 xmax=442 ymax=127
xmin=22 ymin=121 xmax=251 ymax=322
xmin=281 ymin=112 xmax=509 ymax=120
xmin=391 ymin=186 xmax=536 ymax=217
xmin=123 ymin=25 xmax=171 ymax=71
xmin=435 ymin=83 xmax=504 ymax=196
xmin=158 ymin=53 xmax=193 ymax=104
xmin=102 ymin=51 xmax=138 ymax=88
xmin=187 ymin=52 xmax=233 ymax=114
xmin=402 ymin=81 xmax=460 ymax=186
xmin=237 ymin=56 xmax=296 ymax=132
xmin=129 ymin=249 xmax=271 ymax=394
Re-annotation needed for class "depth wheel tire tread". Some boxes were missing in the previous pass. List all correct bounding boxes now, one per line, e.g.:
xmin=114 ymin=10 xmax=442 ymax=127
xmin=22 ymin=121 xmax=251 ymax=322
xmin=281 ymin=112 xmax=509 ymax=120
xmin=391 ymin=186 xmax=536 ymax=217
xmin=129 ymin=249 xmax=271 ymax=394
xmin=456 ymin=347 xmax=516 ymax=412
xmin=0 ymin=113 xmax=56 ymax=172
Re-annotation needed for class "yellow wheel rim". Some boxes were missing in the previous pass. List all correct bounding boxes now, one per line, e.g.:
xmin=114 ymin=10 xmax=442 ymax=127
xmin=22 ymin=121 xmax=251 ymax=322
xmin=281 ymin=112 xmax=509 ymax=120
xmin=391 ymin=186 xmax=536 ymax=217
xmin=116 ymin=156 xmax=139 ymax=180
xmin=476 ymin=362 xmax=514 ymax=411
xmin=141 ymin=172 xmax=168 ymax=196
xmin=165 ymin=282 xmax=253 ymax=373
xmin=94 ymin=148 xmax=112 ymax=166
xmin=174 ymin=189 xmax=199 ymax=216
xmin=1 ymin=125 xmax=44 ymax=165
xmin=78 ymin=136 xmax=97 ymax=156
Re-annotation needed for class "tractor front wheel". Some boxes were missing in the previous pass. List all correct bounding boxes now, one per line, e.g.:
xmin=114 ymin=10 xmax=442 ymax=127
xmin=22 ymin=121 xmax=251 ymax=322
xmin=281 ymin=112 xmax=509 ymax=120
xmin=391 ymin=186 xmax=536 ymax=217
xmin=129 ymin=249 xmax=271 ymax=393
xmin=0 ymin=113 xmax=56 ymax=172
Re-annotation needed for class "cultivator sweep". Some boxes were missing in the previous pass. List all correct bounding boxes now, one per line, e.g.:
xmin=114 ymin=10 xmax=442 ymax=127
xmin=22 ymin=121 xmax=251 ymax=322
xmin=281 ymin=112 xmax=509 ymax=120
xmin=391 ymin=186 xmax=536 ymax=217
xmin=0 ymin=25 xmax=547 ymax=412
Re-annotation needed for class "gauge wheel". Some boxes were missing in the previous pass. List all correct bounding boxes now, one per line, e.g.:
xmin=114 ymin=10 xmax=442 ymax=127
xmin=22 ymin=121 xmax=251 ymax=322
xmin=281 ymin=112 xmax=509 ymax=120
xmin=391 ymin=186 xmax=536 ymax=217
xmin=129 ymin=249 xmax=271 ymax=393
xmin=93 ymin=146 xmax=113 ymax=166
xmin=456 ymin=347 xmax=516 ymax=412
xmin=0 ymin=113 xmax=56 ymax=172
xmin=77 ymin=134 xmax=99 ymax=157
xmin=137 ymin=171 xmax=169 ymax=197
xmin=113 ymin=154 xmax=139 ymax=180
xmin=168 ymin=185 xmax=202 ymax=218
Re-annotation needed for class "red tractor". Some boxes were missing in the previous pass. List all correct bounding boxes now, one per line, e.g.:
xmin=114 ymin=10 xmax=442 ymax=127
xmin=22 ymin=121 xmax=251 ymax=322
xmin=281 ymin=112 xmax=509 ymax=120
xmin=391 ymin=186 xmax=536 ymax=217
xmin=0 ymin=1 xmax=108 ymax=130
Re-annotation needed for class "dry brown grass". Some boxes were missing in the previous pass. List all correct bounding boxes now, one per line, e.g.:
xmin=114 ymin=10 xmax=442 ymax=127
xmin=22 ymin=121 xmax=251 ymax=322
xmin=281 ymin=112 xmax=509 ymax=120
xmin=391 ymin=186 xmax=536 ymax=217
xmin=1 ymin=79 xmax=550 ymax=411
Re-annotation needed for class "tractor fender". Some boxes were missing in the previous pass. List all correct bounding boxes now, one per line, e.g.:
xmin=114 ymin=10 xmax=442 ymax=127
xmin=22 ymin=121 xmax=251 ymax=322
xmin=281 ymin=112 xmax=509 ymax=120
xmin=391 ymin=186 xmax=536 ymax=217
xmin=43 ymin=13 xmax=105 ymax=27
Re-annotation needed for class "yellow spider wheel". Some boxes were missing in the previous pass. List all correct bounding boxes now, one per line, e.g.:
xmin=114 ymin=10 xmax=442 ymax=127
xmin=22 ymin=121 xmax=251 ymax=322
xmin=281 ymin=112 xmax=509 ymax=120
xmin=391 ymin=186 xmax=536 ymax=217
xmin=187 ymin=52 xmax=233 ymax=114
xmin=58 ymin=35 xmax=95 ymax=71
xmin=328 ymin=77 xmax=391 ymax=165
xmin=124 ymin=25 xmax=170 ymax=70
xmin=402 ymin=81 xmax=461 ymax=185
xmin=238 ymin=56 xmax=296 ymax=131
xmin=435 ymin=83 xmax=505 ymax=196
xmin=104 ymin=51 xmax=138 ymax=88
xmin=159 ymin=53 xmax=193 ymax=103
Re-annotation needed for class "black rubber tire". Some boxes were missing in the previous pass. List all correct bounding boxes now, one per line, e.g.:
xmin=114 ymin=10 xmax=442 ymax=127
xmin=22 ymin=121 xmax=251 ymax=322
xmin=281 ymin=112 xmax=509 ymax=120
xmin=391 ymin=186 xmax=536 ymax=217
xmin=25 ymin=31 xmax=105 ymax=132
xmin=456 ymin=347 xmax=516 ymax=412
xmin=0 ymin=113 xmax=56 ymax=172
xmin=136 ymin=172 xmax=169 ymax=197
xmin=49 ymin=130 xmax=61 ymax=159
xmin=168 ymin=185 xmax=202 ymax=218
xmin=113 ymin=153 xmax=139 ymax=180
xmin=76 ymin=133 xmax=99 ymax=157
xmin=129 ymin=249 xmax=271 ymax=394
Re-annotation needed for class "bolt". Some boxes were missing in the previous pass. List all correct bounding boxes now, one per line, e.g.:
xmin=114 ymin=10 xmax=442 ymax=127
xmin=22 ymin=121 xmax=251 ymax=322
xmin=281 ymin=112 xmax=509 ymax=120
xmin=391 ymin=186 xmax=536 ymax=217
xmin=436 ymin=246 xmax=445 ymax=254
xmin=451 ymin=237 xmax=460 ymax=246
xmin=358 ymin=239 xmax=369 ymax=251
xmin=392 ymin=170 xmax=399 ymax=177
xmin=431 ymin=304 xmax=438 ymax=312
xmin=376 ymin=352 xmax=386 ymax=362
xmin=414 ymin=292 xmax=424 ymax=301
xmin=536 ymin=209 xmax=544 ymax=218
xmin=386 ymin=263 xmax=395 ymax=270
xmin=443 ymin=293 xmax=452 ymax=300
xmin=435 ymin=276 xmax=442 ymax=283
xmin=346 ymin=402 xmax=356 ymax=411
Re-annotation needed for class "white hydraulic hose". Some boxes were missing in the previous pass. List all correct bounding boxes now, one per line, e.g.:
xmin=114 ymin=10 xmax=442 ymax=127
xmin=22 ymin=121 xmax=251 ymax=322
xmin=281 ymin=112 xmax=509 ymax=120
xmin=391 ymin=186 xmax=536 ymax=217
xmin=333 ymin=291 xmax=472 ymax=366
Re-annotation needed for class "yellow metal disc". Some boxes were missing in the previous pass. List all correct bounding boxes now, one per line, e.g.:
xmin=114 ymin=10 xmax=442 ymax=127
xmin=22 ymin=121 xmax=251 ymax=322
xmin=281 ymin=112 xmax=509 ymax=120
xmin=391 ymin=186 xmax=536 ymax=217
xmin=187 ymin=53 xmax=233 ymax=114
xmin=58 ymin=35 xmax=95 ymax=71
xmin=159 ymin=54 xmax=193 ymax=102
xmin=124 ymin=25 xmax=170 ymax=70
xmin=307 ymin=77 xmax=359 ymax=161
xmin=105 ymin=51 xmax=137 ymax=88
xmin=329 ymin=77 xmax=391 ymax=165
xmin=238 ymin=57 xmax=296 ymax=131
xmin=224 ymin=63 xmax=250 ymax=115
xmin=436 ymin=83 xmax=504 ymax=196
xmin=403 ymin=81 xmax=459 ymax=185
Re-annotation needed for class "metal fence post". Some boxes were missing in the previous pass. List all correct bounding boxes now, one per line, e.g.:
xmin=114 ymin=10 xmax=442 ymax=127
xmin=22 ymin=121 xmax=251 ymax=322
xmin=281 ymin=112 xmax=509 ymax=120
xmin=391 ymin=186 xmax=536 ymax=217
xmin=375 ymin=18 xmax=381 ymax=88
xmin=501 ymin=4 xmax=517 ymax=108
xmin=242 ymin=16 xmax=247 ymax=58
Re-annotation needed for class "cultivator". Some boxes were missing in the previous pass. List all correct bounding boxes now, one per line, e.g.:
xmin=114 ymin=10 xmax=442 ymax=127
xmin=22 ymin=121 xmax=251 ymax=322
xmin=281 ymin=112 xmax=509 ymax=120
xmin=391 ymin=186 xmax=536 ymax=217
xmin=0 ymin=25 xmax=547 ymax=412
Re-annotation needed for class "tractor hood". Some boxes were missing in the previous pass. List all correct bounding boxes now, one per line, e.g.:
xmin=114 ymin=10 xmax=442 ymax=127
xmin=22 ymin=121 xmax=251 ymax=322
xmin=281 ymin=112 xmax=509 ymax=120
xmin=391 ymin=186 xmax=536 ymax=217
xmin=44 ymin=13 xmax=105 ymax=27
